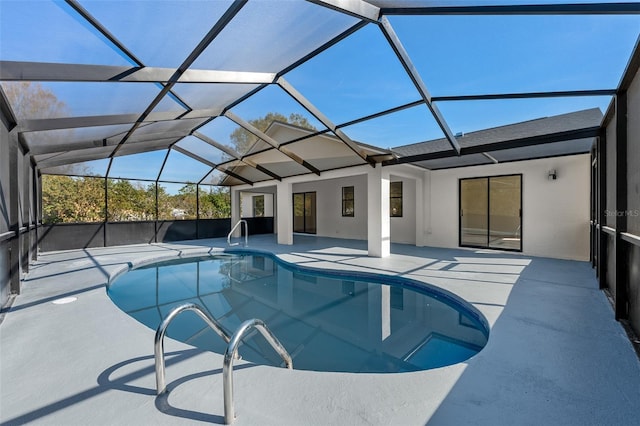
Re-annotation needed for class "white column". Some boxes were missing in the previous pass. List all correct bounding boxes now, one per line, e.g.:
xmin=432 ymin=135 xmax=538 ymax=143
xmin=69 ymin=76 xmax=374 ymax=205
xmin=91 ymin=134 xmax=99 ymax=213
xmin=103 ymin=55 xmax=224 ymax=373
xmin=423 ymin=170 xmax=432 ymax=245
xmin=367 ymin=284 xmax=391 ymax=345
xmin=368 ymin=165 xmax=390 ymax=257
xmin=276 ymin=181 xmax=293 ymax=245
xmin=231 ymin=188 xmax=241 ymax=237
xmin=415 ymin=175 xmax=425 ymax=247
xmin=265 ymin=193 xmax=274 ymax=217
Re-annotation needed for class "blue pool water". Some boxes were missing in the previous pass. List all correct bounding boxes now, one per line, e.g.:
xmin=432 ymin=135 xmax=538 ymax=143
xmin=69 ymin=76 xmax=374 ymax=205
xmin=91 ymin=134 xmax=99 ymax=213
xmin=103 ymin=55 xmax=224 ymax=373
xmin=108 ymin=252 xmax=488 ymax=373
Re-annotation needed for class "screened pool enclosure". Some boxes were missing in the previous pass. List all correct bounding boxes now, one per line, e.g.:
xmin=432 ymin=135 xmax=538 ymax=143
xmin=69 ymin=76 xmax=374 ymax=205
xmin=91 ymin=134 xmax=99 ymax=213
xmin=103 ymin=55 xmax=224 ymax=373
xmin=2 ymin=1 xmax=640 ymax=332
xmin=2 ymin=1 xmax=637 ymax=190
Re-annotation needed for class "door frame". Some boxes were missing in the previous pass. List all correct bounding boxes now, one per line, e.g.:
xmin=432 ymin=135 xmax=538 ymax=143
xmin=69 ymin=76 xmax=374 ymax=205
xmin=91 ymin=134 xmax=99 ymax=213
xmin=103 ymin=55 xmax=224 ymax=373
xmin=458 ymin=173 xmax=523 ymax=252
xmin=293 ymin=191 xmax=317 ymax=234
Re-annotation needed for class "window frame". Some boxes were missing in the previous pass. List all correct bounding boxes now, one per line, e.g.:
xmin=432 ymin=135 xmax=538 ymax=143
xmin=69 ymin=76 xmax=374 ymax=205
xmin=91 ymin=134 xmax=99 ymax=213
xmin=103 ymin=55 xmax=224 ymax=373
xmin=390 ymin=181 xmax=403 ymax=218
xmin=253 ymin=194 xmax=265 ymax=217
xmin=342 ymin=186 xmax=355 ymax=217
xmin=458 ymin=173 xmax=522 ymax=252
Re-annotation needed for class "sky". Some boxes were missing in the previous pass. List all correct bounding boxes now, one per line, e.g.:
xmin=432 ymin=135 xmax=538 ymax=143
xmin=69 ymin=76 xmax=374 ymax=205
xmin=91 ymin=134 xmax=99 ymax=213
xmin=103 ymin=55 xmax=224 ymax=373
xmin=0 ymin=0 xmax=638 ymax=182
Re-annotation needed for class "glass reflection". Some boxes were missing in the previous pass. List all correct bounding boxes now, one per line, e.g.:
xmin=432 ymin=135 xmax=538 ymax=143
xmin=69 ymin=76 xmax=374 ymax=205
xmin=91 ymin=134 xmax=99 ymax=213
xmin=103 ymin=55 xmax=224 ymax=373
xmin=489 ymin=175 xmax=522 ymax=250
xmin=460 ymin=175 xmax=522 ymax=251
xmin=460 ymin=178 xmax=489 ymax=247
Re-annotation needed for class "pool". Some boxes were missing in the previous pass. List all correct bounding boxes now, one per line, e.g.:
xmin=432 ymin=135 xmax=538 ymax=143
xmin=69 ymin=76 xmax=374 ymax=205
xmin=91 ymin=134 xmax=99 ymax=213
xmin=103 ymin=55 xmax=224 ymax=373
xmin=108 ymin=251 xmax=488 ymax=373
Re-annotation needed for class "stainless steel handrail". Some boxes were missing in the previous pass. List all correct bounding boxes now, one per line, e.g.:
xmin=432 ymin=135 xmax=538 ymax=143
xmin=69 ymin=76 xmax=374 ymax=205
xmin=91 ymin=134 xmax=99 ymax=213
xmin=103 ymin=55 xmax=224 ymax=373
xmin=227 ymin=219 xmax=248 ymax=247
xmin=154 ymin=303 xmax=231 ymax=395
xmin=223 ymin=318 xmax=293 ymax=425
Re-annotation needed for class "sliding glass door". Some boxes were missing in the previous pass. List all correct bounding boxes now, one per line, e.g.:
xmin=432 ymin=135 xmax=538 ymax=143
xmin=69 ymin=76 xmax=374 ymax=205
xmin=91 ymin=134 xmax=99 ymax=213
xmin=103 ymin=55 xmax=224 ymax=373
xmin=488 ymin=175 xmax=522 ymax=250
xmin=460 ymin=175 xmax=522 ymax=251
xmin=293 ymin=192 xmax=316 ymax=234
xmin=460 ymin=178 xmax=489 ymax=247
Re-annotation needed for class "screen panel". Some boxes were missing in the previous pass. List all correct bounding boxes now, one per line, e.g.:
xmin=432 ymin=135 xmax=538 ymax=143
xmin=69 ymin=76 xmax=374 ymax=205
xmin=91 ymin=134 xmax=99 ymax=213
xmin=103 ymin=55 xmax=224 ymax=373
xmin=0 ymin=0 xmax=133 ymax=65
xmin=159 ymin=150 xmax=213 ymax=183
xmin=192 ymin=0 xmax=357 ymax=72
xmin=285 ymin=24 xmax=421 ymax=125
xmin=79 ymin=0 xmax=233 ymax=68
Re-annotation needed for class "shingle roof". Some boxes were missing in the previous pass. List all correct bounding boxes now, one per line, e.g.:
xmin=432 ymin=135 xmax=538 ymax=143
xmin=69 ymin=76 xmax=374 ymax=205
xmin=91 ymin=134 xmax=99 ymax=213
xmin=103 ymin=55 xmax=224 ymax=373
xmin=392 ymin=108 xmax=603 ymax=158
xmin=386 ymin=108 xmax=602 ymax=170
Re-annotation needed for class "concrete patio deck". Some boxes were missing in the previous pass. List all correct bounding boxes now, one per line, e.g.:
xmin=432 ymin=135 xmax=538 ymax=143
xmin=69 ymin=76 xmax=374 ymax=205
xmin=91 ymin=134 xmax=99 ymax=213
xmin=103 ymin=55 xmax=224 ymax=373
xmin=1 ymin=235 xmax=640 ymax=425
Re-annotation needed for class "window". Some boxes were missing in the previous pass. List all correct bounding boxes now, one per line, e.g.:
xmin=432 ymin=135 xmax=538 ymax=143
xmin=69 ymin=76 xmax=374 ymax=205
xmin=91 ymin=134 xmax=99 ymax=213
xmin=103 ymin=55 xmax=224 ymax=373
xmin=342 ymin=186 xmax=354 ymax=217
xmin=253 ymin=195 xmax=264 ymax=217
xmin=390 ymin=181 xmax=403 ymax=217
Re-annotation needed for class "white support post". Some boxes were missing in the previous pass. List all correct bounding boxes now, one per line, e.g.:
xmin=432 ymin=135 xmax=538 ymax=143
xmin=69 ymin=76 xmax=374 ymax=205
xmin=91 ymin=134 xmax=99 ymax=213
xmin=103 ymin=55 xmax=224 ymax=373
xmin=368 ymin=165 xmax=390 ymax=257
xmin=276 ymin=181 xmax=293 ymax=245
xmin=423 ymin=170 xmax=432 ymax=246
xmin=415 ymin=175 xmax=425 ymax=247
xmin=367 ymin=284 xmax=391 ymax=346
xmin=231 ymin=188 xmax=241 ymax=237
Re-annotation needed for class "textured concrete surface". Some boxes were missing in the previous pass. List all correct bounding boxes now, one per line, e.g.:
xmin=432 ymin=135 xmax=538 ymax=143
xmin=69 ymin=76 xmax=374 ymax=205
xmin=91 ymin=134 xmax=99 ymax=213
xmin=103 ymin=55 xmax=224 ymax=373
xmin=2 ymin=235 xmax=640 ymax=425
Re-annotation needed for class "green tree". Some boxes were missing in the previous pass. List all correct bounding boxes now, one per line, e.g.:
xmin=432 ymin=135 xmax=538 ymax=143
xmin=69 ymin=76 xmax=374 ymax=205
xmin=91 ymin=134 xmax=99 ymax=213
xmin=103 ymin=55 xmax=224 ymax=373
xmin=176 ymin=183 xmax=197 ymax=219
xmin=42 ymin=175 xmax=105 ymax=224
xmin=158 ymin=183 xmax=198 ymax=220
xmin=229 ymin=112 xmax=317 ymax=154
xmin=107 ymin=179 xmax=155 ymax=221
xmin=199 ymin=186 xmax=231 ymax=219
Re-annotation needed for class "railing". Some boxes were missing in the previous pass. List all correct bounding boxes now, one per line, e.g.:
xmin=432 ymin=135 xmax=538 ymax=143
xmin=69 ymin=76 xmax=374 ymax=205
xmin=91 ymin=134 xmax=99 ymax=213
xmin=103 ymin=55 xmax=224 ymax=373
xmin=621 ymin=232 xmax=640 ymax=247
xmin=223 ymin=318 xmax=293 ymax=425
xmin=154 ymin=303 xmax=231 ymax=395
xmin=154 ymin=305 xmax=292 ymax=424
xmin=0 ymin=231 xmax=16 ymax=243
xmin=227 ymin=219 xmax=248 ymax=247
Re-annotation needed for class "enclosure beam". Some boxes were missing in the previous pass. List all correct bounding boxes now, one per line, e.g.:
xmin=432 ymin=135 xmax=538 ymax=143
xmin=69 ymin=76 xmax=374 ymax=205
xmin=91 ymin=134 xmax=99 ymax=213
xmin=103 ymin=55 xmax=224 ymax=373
xmin=17 ymin=86 xmax=614 ymax=135
xmin=380 ymin=2 xmax=640 ymax=15
xmin=431 ymin=90 xmax=617 ymax=102
xmin=109 ymin=0 xmax=247 ymax=158
xmin=383 ymin=126 xmax=601 ymax=165
xmin=65 ymin=0 xmax=191 ymax=111
xmin=65 ymin=0 xmax=144 ymax=66
xmin=218 ymin=167 xmax=254 ymax=186
xmin=378 ymin=16 xmax=460 ymax=154
xmin=277 ymin=77 xmax=375 ymax=166
xmin=172 ymin=146 xmax=217 ymax=169
xmin=19 ymin=109 xmax=223 ymax=133
xmin=28 ymin=130 xmax=191 ymax=156
xmin=615 ymin=91 xmax=628 ymax=320
xmin=278 ymin=21 xmax=368 ymax=78
xmin=224 ymin=111 xmax=321 ymax=175
xmin=307 ymin=0 xmax=380 ymax=22
xmin=0 ymin=61 xmax=276 ymax=85
xmin=0 ymin=87 xmax=17 ymax=132
xmin=597 ymin=132 xmax=607 ymax=288
xmin=173 ymin=145 xmax=254 ymax=186
xmin=8 ymin=131 xmax=21 ymax=294
xmin=193 ymin=131 xmax=283 ymax=181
